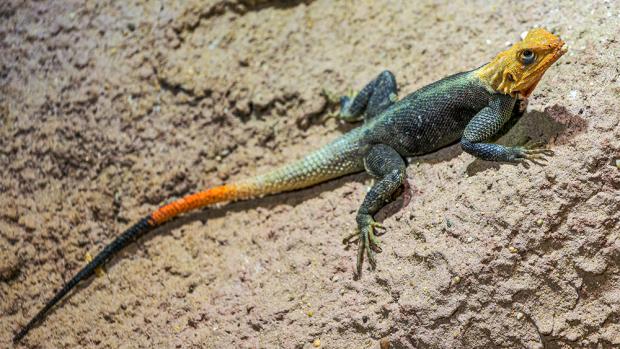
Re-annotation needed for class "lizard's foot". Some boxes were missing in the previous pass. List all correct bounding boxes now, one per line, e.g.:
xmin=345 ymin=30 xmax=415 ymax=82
xmin=321 ymin=87 xmax=341 ymax=105
xmin=321 ymin=87 xmax=360 ymax=122
xmin=320 ymin=88 xmax=340 ymax=122
xmin=355 ymin=215 xmax=385 ymax=276
xmin=515 ymin=141 xmax=554 ymax=165
xmin=389 ymin=92 xmax=399 ymax=103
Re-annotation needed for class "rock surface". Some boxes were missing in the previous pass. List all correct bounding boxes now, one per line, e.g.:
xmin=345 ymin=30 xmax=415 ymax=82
xmin=1 ymin=0 xmax=618 ymax=348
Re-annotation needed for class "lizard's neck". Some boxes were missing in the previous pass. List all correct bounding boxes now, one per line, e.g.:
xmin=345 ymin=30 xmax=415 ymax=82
xmin=474 ymin=57 xmax=519 ymax=97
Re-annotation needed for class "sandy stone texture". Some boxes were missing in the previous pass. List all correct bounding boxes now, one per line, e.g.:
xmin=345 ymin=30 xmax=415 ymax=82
xmin=1 ymin=0 xmax=619 ymax=348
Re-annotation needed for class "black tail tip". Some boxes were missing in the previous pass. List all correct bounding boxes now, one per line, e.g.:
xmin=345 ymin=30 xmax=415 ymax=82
xmin=13 ymin=323 xmax=33 ymax=344
xmin=13 ymin=331 xmax=26 ymax=344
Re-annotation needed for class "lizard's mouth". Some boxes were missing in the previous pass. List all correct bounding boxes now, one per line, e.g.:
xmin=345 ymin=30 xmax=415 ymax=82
xmin=556 ymin=43 xmax=568 ymax=63
xmin=537 ymin=40 xmax=566 ymax=72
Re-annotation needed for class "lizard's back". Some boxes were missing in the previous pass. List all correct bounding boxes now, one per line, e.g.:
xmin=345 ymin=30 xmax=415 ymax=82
xmin=367 ymin=70 xmax=495 ymax=156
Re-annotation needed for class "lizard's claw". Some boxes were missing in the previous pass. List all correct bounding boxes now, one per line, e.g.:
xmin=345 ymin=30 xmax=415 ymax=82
xmin=345 ymin=87 xmax=356 ymax=100
xmin=322 ymin=110 xmax=339 ymax=122
xmin=356 ymin=219 xmax=385 ymax=276
xmin=321 ymin=88 xmax=343 ymax=123
xmin=343 ymin=229 xmax=359 ymax=244
xmin=321 ymin=88 xmax=341 ymax=105
xmin=321 ymin=87 xmax=360 ymax=123
xmin=516 ymin=141 xmax=554 ymax=165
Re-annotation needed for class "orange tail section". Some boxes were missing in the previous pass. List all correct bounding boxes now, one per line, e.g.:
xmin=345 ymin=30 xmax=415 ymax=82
xmin=149 ymin=128 xmax=368 ymax=225
xmin=150 ymin=183 xmax=252 ymax=224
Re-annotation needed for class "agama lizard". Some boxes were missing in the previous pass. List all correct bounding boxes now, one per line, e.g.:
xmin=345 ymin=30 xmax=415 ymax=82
xmin=13 ymin=28 xmax=566 ymax=343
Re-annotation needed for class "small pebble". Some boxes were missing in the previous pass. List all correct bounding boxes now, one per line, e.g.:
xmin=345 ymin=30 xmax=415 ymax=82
xmin=536 ymin=219 xmax=544 ymax=226
xmin=452 ymin=276 xmax=461 ymax=285
xmin=313 ymin=338 xmax=321 ymax=347
xmin=569 ymin=90 xmax=578 ymax=99
xmin=307 ymin=310 xmax=314 ymax=317
xmin=616 ymin=159 xmax=620 ymax=169
xmin=380 ymin=337 xmax=391 ymax=349
xmin=508 ymin=246 xmax=518 ymax=253
xmin=19 ymin=214 xmax=38 ymax=230
xmin=85 ymin=252 xmax=105 ymax=277
xmin=516 ymin=312 xmax=524 ymax=320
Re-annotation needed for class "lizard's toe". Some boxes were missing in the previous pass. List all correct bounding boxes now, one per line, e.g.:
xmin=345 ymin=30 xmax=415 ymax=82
xmin=321 ymin=87 xmax=362 ymax=123
xmin=515 ymin=142 xmax=554 ymax=165
xmin=355 ymin=218 xmax=384 ymax=276
xmin=321 ymin=88 xmax=340 ymax=104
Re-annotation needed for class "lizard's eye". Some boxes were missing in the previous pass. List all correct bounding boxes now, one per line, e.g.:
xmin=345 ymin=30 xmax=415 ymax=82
xmin=521 ymin=49 xmax=536 ymax=64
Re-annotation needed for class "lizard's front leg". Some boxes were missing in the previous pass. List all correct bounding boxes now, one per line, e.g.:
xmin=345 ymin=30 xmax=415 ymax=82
xmin=356 ymin=144 xmax=406 ymax=276
xmin=461 ymin=94 xmax=552 ymax=163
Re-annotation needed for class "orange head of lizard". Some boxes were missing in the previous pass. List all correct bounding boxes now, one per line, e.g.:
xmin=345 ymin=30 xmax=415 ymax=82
xmin=476 ymin=28 xmax=567 ymax=98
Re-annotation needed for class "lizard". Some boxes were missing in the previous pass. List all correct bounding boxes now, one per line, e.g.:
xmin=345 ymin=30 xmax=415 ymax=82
xmin=13 ymin=28 xmax=566 ymax=343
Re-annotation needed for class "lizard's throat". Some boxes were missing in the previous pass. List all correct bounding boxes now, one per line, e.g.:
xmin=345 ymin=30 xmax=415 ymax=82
xmin=475 ymin=58 xmax=523 ymax=97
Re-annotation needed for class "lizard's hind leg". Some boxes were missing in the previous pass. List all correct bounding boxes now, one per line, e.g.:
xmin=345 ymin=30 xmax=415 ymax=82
xmin=338 ymin=70 xmax=398 ymax=122
xmin=355 ymin=143 xmax=406 ymax=276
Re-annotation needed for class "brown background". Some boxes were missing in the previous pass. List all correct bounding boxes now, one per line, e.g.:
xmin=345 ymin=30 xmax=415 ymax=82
xmin=1 ymin=0 xmax=619 ymax=348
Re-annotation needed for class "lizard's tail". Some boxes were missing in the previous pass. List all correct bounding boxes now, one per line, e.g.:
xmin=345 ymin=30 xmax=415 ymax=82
xmin=14 ymin=130 xmax=364 ymax=343
xmin=12 ymin=218 xmax=152 ymax=343
xmin=150 ymin=183 xmax=254 ymax=224
xmin=152 ymin=127 xmax=365 ymax=224
xmin=12 ymin=183 xmax=268 ymax=343
xmin=13 ymin=185 xmax=242 ymax=343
